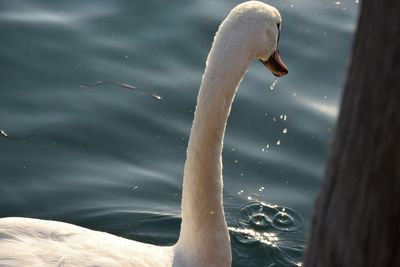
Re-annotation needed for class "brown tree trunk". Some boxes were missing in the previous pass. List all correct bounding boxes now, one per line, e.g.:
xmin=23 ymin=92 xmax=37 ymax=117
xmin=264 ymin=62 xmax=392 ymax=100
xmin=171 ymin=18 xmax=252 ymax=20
xmin=303 ymin=0 xmax=400 ymax=266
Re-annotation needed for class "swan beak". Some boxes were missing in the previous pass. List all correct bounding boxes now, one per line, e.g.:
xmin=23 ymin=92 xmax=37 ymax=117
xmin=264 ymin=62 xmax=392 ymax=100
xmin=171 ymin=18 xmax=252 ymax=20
xmin=260 ymin=50 xmax=288 ymax=77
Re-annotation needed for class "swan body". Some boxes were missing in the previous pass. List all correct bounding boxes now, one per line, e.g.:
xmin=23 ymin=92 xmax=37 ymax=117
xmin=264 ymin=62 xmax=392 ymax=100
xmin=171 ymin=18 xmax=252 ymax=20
xmin=0 ymin=1 xmax=287 ymax=266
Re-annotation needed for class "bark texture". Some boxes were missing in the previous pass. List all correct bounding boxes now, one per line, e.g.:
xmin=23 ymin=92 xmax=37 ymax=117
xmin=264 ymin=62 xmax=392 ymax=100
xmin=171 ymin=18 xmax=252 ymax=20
xmin=303 ymin=0 xmax=400 ymax=266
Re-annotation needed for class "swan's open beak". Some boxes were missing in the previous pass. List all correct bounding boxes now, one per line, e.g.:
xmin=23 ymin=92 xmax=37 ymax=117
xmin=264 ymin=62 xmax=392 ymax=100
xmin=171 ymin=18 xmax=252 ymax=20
xmin=260 ymin=50 xmax=288 ymax=77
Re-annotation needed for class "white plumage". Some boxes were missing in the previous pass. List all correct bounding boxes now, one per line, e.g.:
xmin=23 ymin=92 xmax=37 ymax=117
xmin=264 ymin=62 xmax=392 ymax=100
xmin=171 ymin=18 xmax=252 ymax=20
xmin=0 ymin=217 xmax=173 ymax=266
xmin=0 ymin=1 xmax=287 ymax=266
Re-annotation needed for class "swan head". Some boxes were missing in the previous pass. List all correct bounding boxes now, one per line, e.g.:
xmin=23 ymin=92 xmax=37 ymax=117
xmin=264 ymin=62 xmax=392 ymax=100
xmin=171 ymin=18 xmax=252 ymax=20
xmin=222 ymin=1 xmax=288 ymax=77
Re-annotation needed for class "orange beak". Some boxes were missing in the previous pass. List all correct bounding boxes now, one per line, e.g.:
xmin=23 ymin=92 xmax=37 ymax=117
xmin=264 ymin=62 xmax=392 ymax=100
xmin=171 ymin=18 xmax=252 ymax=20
xmin=260 ymin=50 xmax=288 ymax=77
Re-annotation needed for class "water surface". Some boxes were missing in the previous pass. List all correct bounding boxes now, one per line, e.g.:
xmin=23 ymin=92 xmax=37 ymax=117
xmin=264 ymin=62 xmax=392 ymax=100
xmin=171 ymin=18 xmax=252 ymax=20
xmin=0 ymin=0 xmax=359 ymax=265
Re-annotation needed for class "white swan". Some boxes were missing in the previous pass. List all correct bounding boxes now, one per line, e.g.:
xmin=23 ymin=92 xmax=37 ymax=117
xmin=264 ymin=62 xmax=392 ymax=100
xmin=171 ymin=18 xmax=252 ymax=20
xmin=0 ymin=1 xmax=288 ymax=266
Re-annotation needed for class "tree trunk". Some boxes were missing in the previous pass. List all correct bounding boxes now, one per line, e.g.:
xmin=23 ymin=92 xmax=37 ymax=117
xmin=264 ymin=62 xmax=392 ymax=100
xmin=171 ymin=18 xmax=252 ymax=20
xmin=303 ymin=0 xmax=400 ymax=266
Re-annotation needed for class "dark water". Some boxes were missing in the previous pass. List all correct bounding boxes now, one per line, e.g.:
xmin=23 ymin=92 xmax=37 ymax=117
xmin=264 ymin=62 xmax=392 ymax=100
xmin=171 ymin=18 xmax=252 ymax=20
xmin=0 ymin=0 xmax=358 ymax=266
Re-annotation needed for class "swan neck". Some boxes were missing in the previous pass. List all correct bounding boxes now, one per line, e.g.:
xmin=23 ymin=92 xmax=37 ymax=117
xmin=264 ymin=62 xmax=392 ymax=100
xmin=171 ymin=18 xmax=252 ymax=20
xmin=176 ymin=27 xmax=251 ymax=264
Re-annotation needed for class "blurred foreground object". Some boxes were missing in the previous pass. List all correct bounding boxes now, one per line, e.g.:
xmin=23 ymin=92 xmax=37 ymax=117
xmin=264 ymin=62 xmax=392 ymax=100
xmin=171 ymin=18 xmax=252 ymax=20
xmin=303 ymin=0 xmax=400 ymax=266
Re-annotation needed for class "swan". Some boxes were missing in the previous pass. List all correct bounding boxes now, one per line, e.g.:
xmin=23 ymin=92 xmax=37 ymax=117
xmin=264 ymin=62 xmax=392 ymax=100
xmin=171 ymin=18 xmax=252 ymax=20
xmin=0 ymin=1 xmax=288 ymax=266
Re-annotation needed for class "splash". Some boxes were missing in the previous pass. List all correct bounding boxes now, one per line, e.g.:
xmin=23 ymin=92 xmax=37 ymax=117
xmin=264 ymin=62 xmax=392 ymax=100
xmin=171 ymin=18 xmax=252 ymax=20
xmin=235 ymin=202 xmax=305 ymax=234
xmin=231 ymin=202 xmax=306 ymax=266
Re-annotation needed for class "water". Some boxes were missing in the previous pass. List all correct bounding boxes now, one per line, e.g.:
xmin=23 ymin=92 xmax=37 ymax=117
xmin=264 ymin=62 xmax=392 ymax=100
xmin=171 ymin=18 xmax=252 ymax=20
xmin=0 ymin=0 xmax=358 ymax=265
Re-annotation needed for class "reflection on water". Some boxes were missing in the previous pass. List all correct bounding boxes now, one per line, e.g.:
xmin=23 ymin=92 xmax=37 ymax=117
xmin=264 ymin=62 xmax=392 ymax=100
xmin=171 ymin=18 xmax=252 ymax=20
xmin=0 ymin=0 xmax=359 ymax=266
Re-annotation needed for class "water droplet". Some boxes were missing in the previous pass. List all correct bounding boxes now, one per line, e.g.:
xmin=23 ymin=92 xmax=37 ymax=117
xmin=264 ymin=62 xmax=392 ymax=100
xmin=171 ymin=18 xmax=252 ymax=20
xmin=152 ymin=94 xmax=162 ymax=100
xmin=334 ymin=1 xmax=341 ymax=5
xmin=276 ymin=140 xmax=281 ymax=145
xmin=283 ymin=128 xmax=288 ymax=134
xmin=261 ymin=144 xmax=269 ymax=152
xmin=269 ymin=78 xmax=279 ymax=90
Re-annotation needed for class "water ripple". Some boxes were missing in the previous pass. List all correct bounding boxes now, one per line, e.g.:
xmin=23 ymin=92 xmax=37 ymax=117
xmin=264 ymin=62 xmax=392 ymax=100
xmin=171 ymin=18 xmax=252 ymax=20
xmin=230 ymin=201 xmax=306 ymax=266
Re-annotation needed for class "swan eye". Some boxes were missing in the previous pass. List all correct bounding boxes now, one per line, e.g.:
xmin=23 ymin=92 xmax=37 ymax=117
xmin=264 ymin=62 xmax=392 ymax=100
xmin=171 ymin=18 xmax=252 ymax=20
xmin=277 ymin=24 xmax=281 ymax=43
